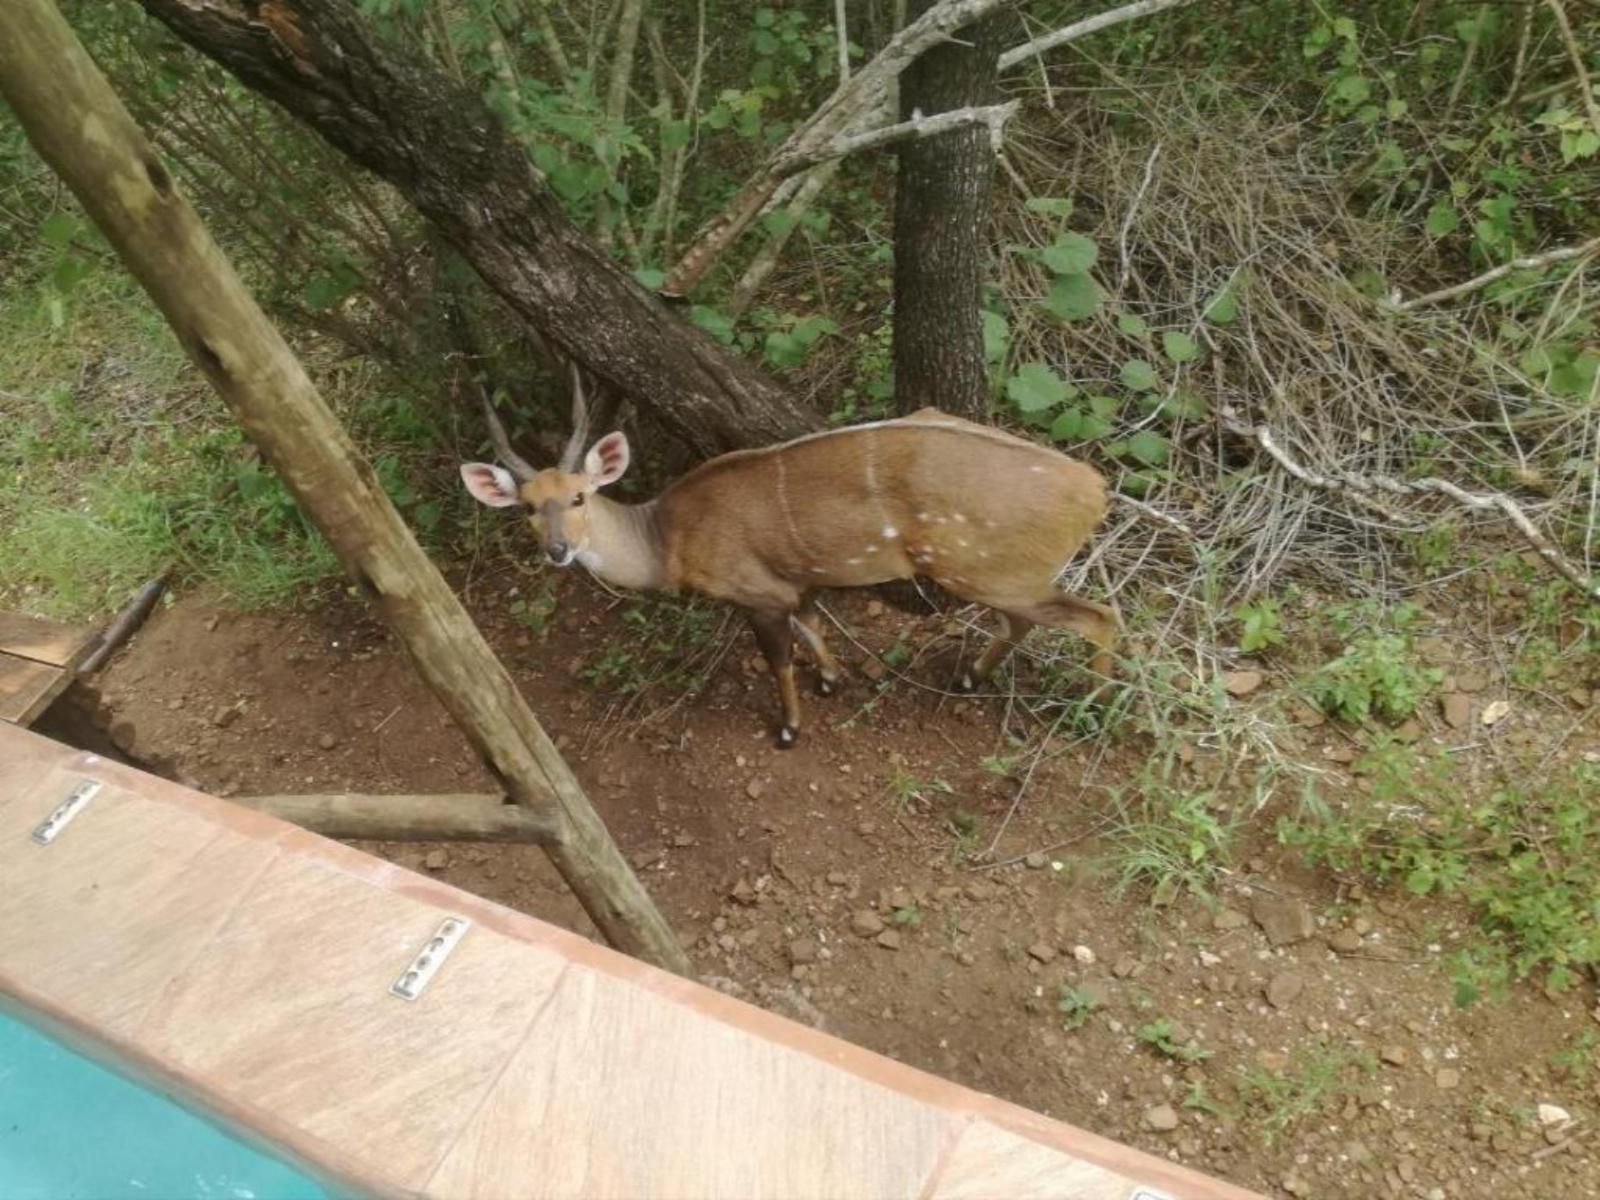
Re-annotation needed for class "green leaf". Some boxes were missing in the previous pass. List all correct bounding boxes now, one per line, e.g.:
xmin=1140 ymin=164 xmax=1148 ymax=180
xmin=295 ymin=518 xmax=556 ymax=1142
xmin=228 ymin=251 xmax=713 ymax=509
xmin=1126 ymin=429 xmax=1171 ymax=466
xmin=1048 ymin=409 xmax=1081 ymax=442
xmin=764 ymin=330 xmax=804 ymax=368
xmin=790 ymin=315 xmax=837 ymax=346
xmin=982 ymin=309 xmax=1010 ymax=364
xmin=41 ymin=212 xmax=81 ymax=247
xmin=1042 ymin=272 xmax=1100 ymax=321
xmin=1333 ymin=74 xmax=1370 ymax=105
xmin=1332 ymin=16 xmax=1356 ymax=38
xmin=762 ymin=209 xmax=798 ymax=237
xmin=1024 ymin=197 xmax=1074 ymax=218
xmin=689 ymin=305 xmax=735 ymax=344
xmin=632 ymin=266 xmax=665 ymax=289
xmin=660 ymin=118 xmax=691 ymax=150
xmin=1006 ymin=362 xmax=1072 ymax=413
xmin=1120 ymin=359 xmax=1160 ymax=392
xmin=1041 ymin=232 xmax=1098 ymax=275
xmin=1087 ymin=394 xmax=1120 ymax=420
xmin=1203 ymin=285 xmax=1239 ymax=325
xmin=1161 ymin=331 xmax=1200 ymax=363
xmin=1424 ymin=202 xmax=1459 ymax=238
xmin=1116 ymin=312 xmax=1149 ymax=338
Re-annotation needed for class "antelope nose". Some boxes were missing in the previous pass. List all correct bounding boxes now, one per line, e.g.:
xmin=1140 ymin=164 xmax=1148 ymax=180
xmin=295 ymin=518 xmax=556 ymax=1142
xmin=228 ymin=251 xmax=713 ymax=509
xmin=547 ymin=541 xmax=571 ymax=564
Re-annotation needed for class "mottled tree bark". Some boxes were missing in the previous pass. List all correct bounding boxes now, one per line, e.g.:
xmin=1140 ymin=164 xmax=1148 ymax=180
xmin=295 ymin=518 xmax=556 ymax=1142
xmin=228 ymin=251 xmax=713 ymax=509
xmin=135 ymin=0 xmax=818 ymax=457
xmin=892 ymin=0 xmax=1004 ymax=421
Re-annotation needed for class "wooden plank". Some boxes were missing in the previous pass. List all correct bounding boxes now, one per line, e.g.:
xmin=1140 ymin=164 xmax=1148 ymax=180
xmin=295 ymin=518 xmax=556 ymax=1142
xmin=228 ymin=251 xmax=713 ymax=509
xmin=0 ymin=613 xmax=97 ymax=669
xmin=0 ymin=653 xmax=68 ymax=726
xmin=232 ymin=793 xmax=559 ymax=844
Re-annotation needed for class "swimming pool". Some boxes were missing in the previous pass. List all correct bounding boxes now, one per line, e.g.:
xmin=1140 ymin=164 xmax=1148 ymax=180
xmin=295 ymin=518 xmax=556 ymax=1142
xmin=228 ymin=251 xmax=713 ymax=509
xmin=0 ymin=1008 xmax=330 ymax=1199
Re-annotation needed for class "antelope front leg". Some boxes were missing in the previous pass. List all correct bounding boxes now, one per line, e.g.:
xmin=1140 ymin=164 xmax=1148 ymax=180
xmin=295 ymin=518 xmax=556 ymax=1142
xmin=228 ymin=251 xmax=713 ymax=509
xmin=748 ymin=609 xmax=803 ymax=748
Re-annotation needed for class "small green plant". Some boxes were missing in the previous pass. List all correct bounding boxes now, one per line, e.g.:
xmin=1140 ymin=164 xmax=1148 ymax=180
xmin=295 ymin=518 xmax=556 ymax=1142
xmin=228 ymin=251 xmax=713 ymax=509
xmin=886 ymin=767 xmax=953 ymax=813
xmin=1136 ymin=1018 xmax=1212 ymax=1064
xmin=1106 ymin=759 xmax=1238 ymax=904
xmin=508 ymin=582 xmax=558 ymax=636
xmin=1552 ymin=1031 xmax=1598 ymax=1080
xmin=1057 ymin=985 xmax=1102 ymax=1031
xmin=1236 ymin=1047 xmax=1374 ymax=1147
xmin=891 ymin=904 xmax=922 ymax=927
xmin=1308 ymin=634 xmax=1443 ymax=723
xmin=1233 ymin=597 xmax=1286 ymax=653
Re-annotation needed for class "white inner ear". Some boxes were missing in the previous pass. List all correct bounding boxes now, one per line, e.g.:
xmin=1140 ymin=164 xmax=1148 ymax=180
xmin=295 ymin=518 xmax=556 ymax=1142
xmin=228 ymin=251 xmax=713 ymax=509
xmin=584 ymin=432 xmax=631 ymax=489
xmin=460 ymin=462 xmax=522 ymax=508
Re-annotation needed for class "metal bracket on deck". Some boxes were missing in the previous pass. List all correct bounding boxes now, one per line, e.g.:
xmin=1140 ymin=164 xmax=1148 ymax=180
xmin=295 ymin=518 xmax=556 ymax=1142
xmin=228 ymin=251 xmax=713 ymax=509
xmin=1129 ymin=1190 xmax=1174 ymax=1200
xmin=389 ymin=917 xmax=470 ymax=1001
xmin=30 ymin=779 xmax=101 ymax=846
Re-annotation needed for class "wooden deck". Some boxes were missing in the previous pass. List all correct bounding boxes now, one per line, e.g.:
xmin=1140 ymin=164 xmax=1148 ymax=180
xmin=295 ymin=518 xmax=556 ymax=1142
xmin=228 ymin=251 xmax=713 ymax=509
xmin=0 ymin=612 xmax=96 ymax=726
xmin=0 ymin=722 xmax=1263 ymax=1200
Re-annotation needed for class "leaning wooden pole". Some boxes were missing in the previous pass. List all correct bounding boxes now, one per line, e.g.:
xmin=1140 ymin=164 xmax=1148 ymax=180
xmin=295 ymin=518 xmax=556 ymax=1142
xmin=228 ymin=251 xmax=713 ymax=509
xmin=0 ymin=0 xmax=689 ymax=975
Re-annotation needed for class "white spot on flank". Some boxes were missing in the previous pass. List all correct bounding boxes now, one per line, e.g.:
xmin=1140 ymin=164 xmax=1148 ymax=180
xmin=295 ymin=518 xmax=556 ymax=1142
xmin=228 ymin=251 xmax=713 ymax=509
xmin=846 ymin=556 xmax=863 ymax=565
xmin=953 ymin=512 xmax=968 ymax=523
xmin=882 ymin=525 xmax=899 ymax=539
xmin=957 ymin=538 xmax=970 ymax=548
xmin=809 ymin=566 xmax=827 ymax=574
xmin=864 ymin=544 xmax=879 ymax=553
xmin=917 ymin=511 xmax=930 ymax=521
xmin=1030 ymin=465 xmax=1045 ymax=473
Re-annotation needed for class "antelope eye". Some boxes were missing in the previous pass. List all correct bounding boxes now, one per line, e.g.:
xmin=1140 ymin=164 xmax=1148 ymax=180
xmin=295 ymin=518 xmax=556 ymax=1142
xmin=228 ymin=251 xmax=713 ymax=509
xmin=571 ymin=494 xmax=585 ymax=508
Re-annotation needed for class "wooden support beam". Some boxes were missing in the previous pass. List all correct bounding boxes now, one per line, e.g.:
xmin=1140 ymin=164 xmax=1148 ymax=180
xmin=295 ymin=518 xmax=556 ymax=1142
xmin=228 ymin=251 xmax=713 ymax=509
xmin=234 ymin=793 xmax=559 ymax=844
xmin=0 ymin=0 xmax=688 ymax=976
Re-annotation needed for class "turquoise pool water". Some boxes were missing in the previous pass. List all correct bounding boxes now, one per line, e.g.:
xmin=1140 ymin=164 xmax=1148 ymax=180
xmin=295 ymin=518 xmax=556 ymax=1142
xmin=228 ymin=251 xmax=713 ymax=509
xmin=0 ymin=1008 xmax=330 ymax=1199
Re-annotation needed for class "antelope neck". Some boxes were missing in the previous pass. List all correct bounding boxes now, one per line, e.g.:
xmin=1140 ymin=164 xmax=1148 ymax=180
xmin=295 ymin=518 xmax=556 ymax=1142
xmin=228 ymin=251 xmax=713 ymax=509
xmin=583 ymin=494 xmax=666 ymax=591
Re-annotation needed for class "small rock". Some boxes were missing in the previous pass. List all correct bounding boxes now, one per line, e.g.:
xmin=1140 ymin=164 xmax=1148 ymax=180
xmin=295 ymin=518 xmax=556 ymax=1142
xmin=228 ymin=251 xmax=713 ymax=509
xmin=1281 ymin=1170 xmax=1311 ymax=1197
xmin=1537 ymin=1103 xmax=1572 ymax=1126
xmin=746 ymin=779 xmax=764 ymax=800
xmin=850 ymin=910 xmax=885 ymax=937
xmin=1328 ymin=928 xmax=1363 ymax=954
xmin=1266 ymin=970 xmax=1305 ymax=1009
xmin=826 ymin=871 xmax=849 ymax=886
xmin=1380 ymin=1045 xmax=1409 ymax=1067
xmin=866 ymin=600 xmax=885 ymax=618
xmin=1352 ymin=915 xmax=1373 ymax=936
xmin=317 ymin=731 xmax=337 ymax=750
xmin=1435 ymin=1067 xmax=1461 ymax=1090
xmin=1143 ymin=1103 xmax=1179 ymax=1132
xmin=875 ymin=930 xmax=902 ymax=951
xmin=213 ymin=704 xmax=241 ymax=729
xmin=1393 ymin=718 xmax=1423 ymax=743
xmin=787 ymin=938 xmax=819 ymax=966
xmin=1257 ymin=1049 xmax=1290 ymax=1073
xmin=1112 ymin=954 xmax=1139 ymax=979
xmin=1223 ymin=669 xmax=1264 ymax=697
xmin=1027 ymin=942 xmax=1058 ymax=964
xmin=1213 ymin=908 xmax=1249 ymax=931
xmin=1198 ymin=950 xmax=1223 ymax=968
xmin=1456 ymin=670 xmax=1489 ymax=693
xmin=729 ymin=878 xmax=758 ymax=905
xmin=1071 ymin=944 xmax=1096 ymax=965
xmin=1024 ymin=852 xmax=1048 ymax=869
xmin=860 ymin=658 xmax=887 ymax=682
xmin=1441 ymin=693 xmax=1472 ymax=729
xmin=1251 ymin=893 xmax=1315 ymax=947
xmin=423 ymin=849 xmax=450 ymax=871
xmin=1480 ymin=698 xmax=1512 ymax=726
xmin=630 ymin=848 xmax=664 ymax=870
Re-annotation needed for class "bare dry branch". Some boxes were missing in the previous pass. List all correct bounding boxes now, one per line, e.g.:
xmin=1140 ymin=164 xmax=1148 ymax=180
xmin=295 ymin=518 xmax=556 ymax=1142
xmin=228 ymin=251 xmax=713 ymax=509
xmin=998 ymin=0 xmax=1203 ymax=71
xmin=1392 ymin=235 xmax=1600 ymax=310
xmin=774 ymin=100 xmax=1020 ymax=178
xmin=1544 ymin=0 xmax=1600 ymax=141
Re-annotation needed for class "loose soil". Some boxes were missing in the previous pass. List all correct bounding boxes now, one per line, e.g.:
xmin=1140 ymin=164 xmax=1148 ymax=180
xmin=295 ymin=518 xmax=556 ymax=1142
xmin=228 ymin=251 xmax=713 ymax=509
xmin=44 ymin=569 xmax=1600 ymax=1200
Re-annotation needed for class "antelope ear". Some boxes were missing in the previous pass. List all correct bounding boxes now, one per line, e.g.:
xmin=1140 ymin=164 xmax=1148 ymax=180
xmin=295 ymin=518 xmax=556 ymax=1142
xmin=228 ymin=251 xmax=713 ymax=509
xmin=584 ymin=432 xmax=630 ymax=489
xmin=460 ymin=462 xmax=523 ymax=508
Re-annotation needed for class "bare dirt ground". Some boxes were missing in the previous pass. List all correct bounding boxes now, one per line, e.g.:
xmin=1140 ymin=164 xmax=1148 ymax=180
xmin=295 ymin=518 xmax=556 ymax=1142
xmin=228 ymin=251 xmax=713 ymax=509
xmin=44 ymin=571 xmax=1600 ymax=1200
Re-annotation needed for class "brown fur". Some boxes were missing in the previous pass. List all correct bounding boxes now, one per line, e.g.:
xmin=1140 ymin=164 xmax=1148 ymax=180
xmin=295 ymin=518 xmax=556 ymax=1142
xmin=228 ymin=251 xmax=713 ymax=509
xmin=471 ymin=410 xmax=1115 ymax=745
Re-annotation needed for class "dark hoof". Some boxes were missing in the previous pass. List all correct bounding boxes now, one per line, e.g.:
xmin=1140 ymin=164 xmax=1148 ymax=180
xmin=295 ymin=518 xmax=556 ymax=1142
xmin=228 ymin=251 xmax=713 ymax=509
xmin=775 ymin=725 xmax=799 ymax=750
xmin=955 ymin=670 xmax=978 ymax=694
xmin=817 ymin=675 xmax=837 ymax=697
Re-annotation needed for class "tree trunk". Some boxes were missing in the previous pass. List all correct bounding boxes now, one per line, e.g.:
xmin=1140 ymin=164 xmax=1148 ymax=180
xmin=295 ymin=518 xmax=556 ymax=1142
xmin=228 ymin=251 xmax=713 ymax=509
xmin=134 ymin=0 xmax=817 ymax=458
xmin=892 ymin=0 xmax=1003 ymax=421
xmin=0 ymin=0 xmax=689 ymax=975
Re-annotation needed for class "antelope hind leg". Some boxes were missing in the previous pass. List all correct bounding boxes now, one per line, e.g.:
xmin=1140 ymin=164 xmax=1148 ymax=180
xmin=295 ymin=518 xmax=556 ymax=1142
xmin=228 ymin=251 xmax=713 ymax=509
xmin=1017 ymin=592 xmax=1117 ymax=682
xmin=959 ymin=610 xmax=1035 ymax=692
xmin=792 ymin=593 xmax=842 ymax=696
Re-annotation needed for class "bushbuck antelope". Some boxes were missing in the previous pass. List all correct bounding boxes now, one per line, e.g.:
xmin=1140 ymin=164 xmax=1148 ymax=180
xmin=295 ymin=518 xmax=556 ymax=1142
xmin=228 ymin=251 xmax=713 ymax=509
xmin=461 ymin=371 xmax=1115 ymax=747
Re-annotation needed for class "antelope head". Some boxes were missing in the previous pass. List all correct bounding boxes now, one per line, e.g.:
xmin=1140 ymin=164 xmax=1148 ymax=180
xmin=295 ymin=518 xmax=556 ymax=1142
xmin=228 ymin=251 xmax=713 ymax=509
xmin=459 ymin=366 xmax=630 ymax=568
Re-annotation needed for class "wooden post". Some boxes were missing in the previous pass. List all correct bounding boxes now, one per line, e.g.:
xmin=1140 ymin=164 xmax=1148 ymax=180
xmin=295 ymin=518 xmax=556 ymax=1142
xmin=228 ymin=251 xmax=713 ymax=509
xmin=0 ymin=0 xmax=689 ymax=975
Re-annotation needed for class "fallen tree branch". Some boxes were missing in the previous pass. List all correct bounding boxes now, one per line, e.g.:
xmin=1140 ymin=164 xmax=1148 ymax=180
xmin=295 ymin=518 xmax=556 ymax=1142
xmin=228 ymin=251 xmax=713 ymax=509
xmin=236 ymin=792 xmax=560 ymax=843
xmin=998 ymin=0 xmax=1203 ymax=71
xmin=773 ymin=100 xmax=1019 ymax=178
xmin=1220 ymin=404 xmax=1600 ymax=604
xmin=80 ymin=569 xmax=170 ymax=674
xmin=1391 ymin=235 xmax=1600 ymax=310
